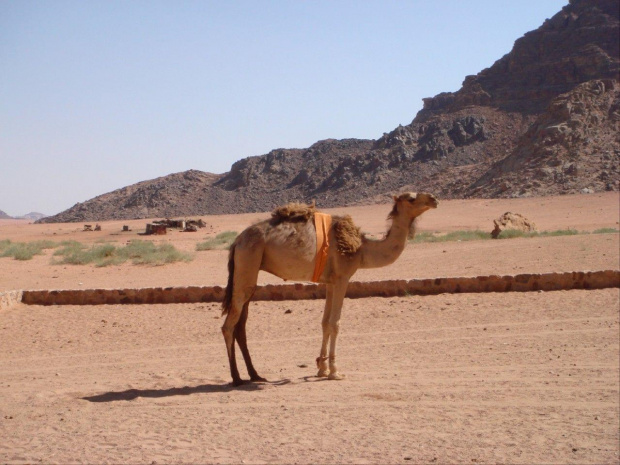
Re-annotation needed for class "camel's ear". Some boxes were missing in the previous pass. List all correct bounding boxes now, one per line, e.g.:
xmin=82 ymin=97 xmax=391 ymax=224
xmin=393 ymin=195 xmax=398 ymax=202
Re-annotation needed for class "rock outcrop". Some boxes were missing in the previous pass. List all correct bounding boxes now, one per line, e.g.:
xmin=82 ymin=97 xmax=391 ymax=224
xmin=38 ymin=0 xmax=619 ymax=222
xmin=471 ymin=79 xmax=620 ymax=197
xmin=491 ymin=212 xmax=538 ymax=239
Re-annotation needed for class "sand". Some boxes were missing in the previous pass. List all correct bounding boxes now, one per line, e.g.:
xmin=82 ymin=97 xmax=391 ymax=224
xmin=0 ymin=192 xmax=619 ymax=464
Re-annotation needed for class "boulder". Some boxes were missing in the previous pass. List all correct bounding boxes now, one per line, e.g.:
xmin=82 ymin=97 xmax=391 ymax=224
xmin=491 ymin=212 xmax=537 ymax=238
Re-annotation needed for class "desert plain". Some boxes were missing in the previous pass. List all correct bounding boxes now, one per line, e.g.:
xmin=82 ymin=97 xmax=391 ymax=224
xmin=0 ymin=192 xmax=619 ymax=464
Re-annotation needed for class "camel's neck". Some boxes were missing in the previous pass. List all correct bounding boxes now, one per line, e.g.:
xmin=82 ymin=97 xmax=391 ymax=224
xmin=359 ymin=214 xmax=415 ymax=269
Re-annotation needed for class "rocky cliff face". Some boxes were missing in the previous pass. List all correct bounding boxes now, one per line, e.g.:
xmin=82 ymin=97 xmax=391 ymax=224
xmin=471 ymin=79 xmax=620 ymax=197
xmin=373 ymin=0 xmax=619 ymax=199
xmin=39 ymin=0 xmax=619 ymax=222
xmin=417 ymin=0 xmax=619 ymax=116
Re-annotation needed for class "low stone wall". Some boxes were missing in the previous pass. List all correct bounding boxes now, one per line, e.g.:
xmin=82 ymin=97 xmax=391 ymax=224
xmin=14 ymin=270 xmax=620 ymax=307
xmin=0 ymin=290 xmax=23 ymax=311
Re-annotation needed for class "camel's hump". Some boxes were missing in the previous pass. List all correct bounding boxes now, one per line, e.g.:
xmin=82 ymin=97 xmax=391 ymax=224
xmin=271 ymin=201 xmax=317 ymax=223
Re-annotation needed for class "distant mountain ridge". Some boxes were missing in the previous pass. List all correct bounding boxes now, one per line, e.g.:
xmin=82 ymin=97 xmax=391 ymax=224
xmin=18 ymin=212 xmax=48 ymax=221
xmin=0 ymin=211 xmax=48 ymax=220
xmin=38 ymin=0 xmax=619 ymax=223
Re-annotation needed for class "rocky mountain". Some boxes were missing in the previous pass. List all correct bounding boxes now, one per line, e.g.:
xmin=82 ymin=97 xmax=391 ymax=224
xmin=39 ymin=0 xmax=619 ymax=223
xmin=0 ymin=210 xmax=12 ymax=219
xmin=40 ymin=171 xmax=224 ymax=222
xmin=470 ymin=79 xmax=620 ymax=197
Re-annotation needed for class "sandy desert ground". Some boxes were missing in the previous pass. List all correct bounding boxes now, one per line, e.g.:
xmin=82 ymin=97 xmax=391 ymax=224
xmin=0 ymin=192 xmax=619 ymax=464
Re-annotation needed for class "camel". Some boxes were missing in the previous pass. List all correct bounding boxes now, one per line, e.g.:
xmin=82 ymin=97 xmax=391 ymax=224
xmin=221 ymin=192 xmax=438 ymax=386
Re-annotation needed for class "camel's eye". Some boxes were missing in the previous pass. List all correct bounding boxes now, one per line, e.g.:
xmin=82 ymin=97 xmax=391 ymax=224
xmin=408 ymin=197 xmax=416 ymax=203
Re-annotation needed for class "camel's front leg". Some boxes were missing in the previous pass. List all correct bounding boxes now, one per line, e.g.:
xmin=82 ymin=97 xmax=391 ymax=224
xmin=317 ymin=285 xmax=334 ymax=377
xmin=326 ymin=280 xmax=348 ymax=380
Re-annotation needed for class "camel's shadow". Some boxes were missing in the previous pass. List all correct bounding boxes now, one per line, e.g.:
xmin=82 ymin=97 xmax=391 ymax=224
xmin=82 ymin=379 xmax=291 ymax=403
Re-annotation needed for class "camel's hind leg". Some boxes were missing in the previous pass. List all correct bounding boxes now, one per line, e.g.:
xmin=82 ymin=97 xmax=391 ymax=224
xmin=222 ymin=307 xmax=244 ymax=386
xmin=221 ymin=241 xmax=262 ymax=386
xmin=235 ymin=302 xmax=266 ymax=382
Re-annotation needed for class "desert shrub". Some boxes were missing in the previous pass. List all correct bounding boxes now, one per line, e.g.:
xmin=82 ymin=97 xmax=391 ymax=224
xmin=53 ymin=240 xmax=192 ymax=266
xmin=410 ymin=232 xmax=436 ymax=243
xmin=0 ymin=240 xmax=58 ymax=260
xmin=53 ymin=242 xmax=114 ymax=266
xmin=442 ymin=230 xmax=490 ymax=242
xmin=412 ymin=230 xmax=489 ymax=243
xmin=592 ymin=227 xmax=618 ymax=234
xmin=495 ymin=229 xmax=530 ymax=239
xmin=121 ymin=241 xmax=193 ymax=265
xmin=412 ymin=228 xmax=587 ymax=243
xmin=539 ymin=228 xmax=579 ymax=237
xmin=496 ymin=228 xmax=579 ymax=239
xmin=196 ymin=231 xmax=238 ymax=251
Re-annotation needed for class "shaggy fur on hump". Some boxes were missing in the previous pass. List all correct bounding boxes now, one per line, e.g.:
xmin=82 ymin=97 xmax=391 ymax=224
xmin=270 ymin=202 xmax=363 ymax=255
xmin=332 ymin=215 xmax=363 ymax=254
xmin=271 ymin=201 xmax=316 ymax=223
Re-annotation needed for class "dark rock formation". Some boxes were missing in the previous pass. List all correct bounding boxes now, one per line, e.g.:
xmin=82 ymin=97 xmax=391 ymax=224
xmin=471 ymin=79 xmax=620 ymax=197
xmin=38 ymin=0 xmax=619 ymax=222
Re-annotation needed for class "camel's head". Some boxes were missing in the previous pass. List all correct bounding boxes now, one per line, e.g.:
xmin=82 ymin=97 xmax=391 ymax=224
xmin=391 ymin=192 xmax=439 ymax=219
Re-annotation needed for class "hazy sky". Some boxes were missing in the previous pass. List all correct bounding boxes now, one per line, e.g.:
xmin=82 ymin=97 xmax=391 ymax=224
xmin=1 ymin=0 xmax=566 ymax=217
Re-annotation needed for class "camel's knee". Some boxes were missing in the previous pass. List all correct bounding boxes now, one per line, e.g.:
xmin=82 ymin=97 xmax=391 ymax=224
xmin=221 ymin=325 xmax=233 ymax=338
xmin=328 ymin=321 xmax=340 ymax=336
xmin=222 ymin=308 xmax=241 ymax=340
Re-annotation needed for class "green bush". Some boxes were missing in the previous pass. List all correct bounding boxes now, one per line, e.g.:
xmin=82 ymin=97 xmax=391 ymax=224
xmin=0 ymin=238 xmax=192 ymax=265
xmin=196 ymin=231 xmax=238 ymax=251
xmin=412 ymin=227 xmax=591 ymax=243
xmin=121 ymin=241 xmax=193 ymax=265
xmin=497 ymin=228 xmax=579 ymax=239
xmin=0 ymin=239 xmax=57 ymax=260
xmin=539 ymin=228 xmax=579 ymax=237
xmin=593 ymin=227 xmax=619 ymax=234
xmin=495 ymin=229 xmax=530 ymax=239
xmin=442 ymin=230 xmax=490 ymax=242
xmin=412 ymin=230 xmax=489 ymax=243
xmin=53 ymin=240 xmax=193 ymax=266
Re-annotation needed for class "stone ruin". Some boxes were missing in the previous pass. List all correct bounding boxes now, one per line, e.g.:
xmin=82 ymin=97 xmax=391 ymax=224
xmin=145 ymin=218 xmax=207 ymax=235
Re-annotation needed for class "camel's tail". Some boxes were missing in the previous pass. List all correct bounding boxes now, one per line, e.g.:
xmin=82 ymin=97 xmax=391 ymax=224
xmin=222 ymin=243 xmax=235 ymax=316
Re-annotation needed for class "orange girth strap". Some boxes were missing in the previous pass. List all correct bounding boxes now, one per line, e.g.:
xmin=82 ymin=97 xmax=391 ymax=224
xmin=312 ymin=212 xmax=332 ymax=283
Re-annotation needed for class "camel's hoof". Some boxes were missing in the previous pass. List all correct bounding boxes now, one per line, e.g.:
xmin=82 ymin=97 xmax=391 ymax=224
xmin=328 ymin=372 xmax=346 ymax=381
xmin=316 ymin=369 xmax=329 ymax=378
xmin=231 ymin=379 xmax=248 ymax=387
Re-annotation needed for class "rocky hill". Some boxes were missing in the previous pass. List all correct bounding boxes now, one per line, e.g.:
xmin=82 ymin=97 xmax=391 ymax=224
xmin=41 ymin=171 xmax=224 ymax=222
xmin=0 ymin=210 xmax=12 ymax=220
xmin=39 ymin=0 xmax=619 ymax=223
